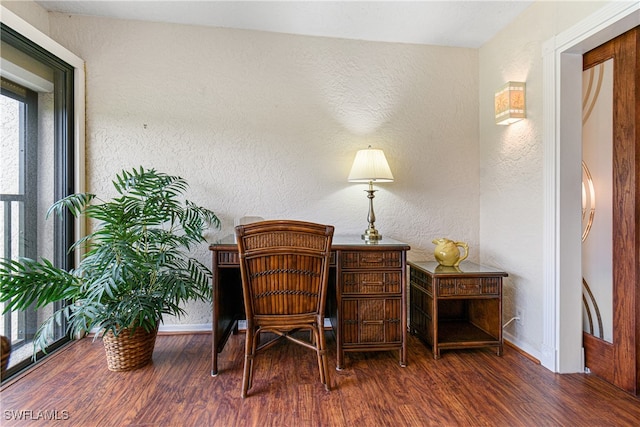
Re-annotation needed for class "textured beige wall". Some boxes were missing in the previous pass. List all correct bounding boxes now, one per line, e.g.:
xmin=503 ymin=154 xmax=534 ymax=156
xmin=43 ymin=13 xmax=480 ymax=326
xmin=479 ymin=1 xmax=610 ymax=357
xmin=4 ymin=1 xmax=620 ymax=352
xmin=2 ymin=1 xmax=50 ymax=35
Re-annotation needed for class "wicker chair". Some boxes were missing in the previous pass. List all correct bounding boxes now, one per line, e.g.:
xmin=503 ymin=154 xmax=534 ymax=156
xmin=235 ymin=220 xmax=335 ymax=398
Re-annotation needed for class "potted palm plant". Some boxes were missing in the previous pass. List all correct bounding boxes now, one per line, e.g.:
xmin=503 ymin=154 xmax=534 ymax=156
xmin=0 ymin=167 xmax=220 ymax=371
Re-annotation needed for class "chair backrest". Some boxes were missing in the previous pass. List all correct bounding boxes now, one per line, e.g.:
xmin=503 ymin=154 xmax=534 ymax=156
xmin=235 ymin=220 xmax=334 ymax=319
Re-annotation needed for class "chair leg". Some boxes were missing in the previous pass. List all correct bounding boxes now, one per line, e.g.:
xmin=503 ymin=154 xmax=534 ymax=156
xmin=249 ymin=330 xmax=260 ymax=388
xmin=317 ymin=326 xmax=331 ymax=391
xmin=314 ymin=329 xmax=325 ymax=385
xmin=241 ymin=328 xmax=255 ymax=398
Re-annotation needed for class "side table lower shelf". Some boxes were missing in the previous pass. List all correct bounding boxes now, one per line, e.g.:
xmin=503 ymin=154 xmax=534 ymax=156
xmin=437 ymin=321 xmax=503 ymax=356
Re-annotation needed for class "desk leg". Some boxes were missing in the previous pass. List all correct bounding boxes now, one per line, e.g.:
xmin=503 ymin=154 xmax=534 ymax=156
xmin=211 ymin=345 xmax=218 ymax=376
xmin=335 ymin=315 xmax=343 ymax=369
xmin=400 ymin=307 xmax=407 ymax=367
xmin=336 ymin=344 xmax=344 ymax=370
xmin=212 ymin=252 xmax=220 ymax=377
xmin=211 ymin=304 xmax=219 ymax=376
xmin=399 ymin=335 xmax=407 ymax=367
xmin=210 ymin=262 xmax=244 ymax=376
xmin=211 ymin=318 xmax=240 ymax=376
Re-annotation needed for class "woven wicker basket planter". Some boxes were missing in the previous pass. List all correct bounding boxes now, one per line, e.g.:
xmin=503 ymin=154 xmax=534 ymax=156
xmin=1 ymin=335 xmax=10 ymax=378
xmin=103 ymin=327 xmax=158 ymax=372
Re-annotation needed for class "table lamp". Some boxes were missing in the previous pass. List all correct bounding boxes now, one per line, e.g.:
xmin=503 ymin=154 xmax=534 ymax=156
xmin=348 ymin=146 xmax=394 ymax=241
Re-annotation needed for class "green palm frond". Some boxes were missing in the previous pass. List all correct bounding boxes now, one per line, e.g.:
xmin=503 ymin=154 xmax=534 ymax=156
xmin=32 ymin=305 xmax=73 ymax=355
xmin=0 ymin=258 xmax=80 ymax=311
xmin=46 ymin=193 xmax=97 ymax=219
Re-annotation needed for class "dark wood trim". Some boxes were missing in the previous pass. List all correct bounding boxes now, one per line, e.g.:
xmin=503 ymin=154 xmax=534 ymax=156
xmin=583 ymin=332 xmax=614 ymax=382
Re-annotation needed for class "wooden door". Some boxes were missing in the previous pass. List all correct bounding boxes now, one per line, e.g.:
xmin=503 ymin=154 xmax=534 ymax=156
xmin=582 ymin=27 xmax=639 ymax=394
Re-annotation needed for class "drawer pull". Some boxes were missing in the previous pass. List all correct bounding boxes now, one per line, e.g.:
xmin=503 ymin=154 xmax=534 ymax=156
xmin=362 ymin=320 xmax=384 ymax=325
xmin=362 ymin=281 xmax=384 ymax=287
xmin=361 ymin=257 xmax=383 ymax=263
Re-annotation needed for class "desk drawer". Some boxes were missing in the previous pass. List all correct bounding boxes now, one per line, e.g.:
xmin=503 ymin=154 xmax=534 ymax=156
xmin=341 ymin=298 xmax=402 ymax=344
xmin=342 ymin=272 xmax=401 ymax=294
xmin=341 ymin=251 xmax=402 ymax=269
xmin=217 ymin=251 xmax=239 ymax=265
xmin=437 ymin=277 xmax=500 ymax=297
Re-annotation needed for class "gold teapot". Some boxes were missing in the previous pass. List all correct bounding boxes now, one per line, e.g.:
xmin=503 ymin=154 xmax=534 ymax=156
xmin=432 ymin=238 xmax=469 ymax=267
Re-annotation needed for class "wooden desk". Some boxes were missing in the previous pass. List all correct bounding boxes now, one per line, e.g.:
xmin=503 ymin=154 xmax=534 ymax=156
xmin=209 ymin=235 xmax=410 ymax=375
xmin=408 ymin=261 xmax=507 ymax=359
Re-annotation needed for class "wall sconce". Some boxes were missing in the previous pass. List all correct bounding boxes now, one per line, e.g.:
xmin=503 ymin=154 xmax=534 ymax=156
xmin=495 ymin=81 xmax=526 ymax=125
xmin=348 ymin=146 xmax=394 ymax=241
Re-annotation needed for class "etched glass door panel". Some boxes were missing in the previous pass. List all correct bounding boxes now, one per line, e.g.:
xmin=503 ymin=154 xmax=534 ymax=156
xmin=581 ymin=59 xmax=613 ymax=343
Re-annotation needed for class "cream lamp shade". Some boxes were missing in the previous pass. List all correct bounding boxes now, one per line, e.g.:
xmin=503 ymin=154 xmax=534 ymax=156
xmin=348 ymin=146 xmax=393 ymax=241
xmin=495 ymin=81 xmax=526 ymax=125
xmin=348 ymin=147 xmax=394 ymax=183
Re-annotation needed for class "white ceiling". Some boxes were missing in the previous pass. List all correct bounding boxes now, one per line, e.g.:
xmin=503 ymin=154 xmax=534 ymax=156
xmin=35 ymin=1 xmax=533 ymax=48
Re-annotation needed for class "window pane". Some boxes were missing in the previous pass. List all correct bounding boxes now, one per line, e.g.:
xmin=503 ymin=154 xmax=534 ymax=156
xmin=0 ymin=96 xmax=20 ymax=194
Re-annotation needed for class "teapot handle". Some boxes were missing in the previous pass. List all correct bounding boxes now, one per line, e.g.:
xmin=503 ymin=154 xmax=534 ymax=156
xmin=454 ymin=242 xmax=469 ymax=267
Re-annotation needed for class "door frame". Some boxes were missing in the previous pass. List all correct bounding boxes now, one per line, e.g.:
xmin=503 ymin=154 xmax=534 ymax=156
xmin=542 ymin=2 xmax=639 ymax=373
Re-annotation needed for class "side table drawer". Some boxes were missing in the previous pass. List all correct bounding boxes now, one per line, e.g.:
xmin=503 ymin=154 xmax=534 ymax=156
xmin=410 ymin=283 xmax=433 ymax=344
xmin=342 ymin=271 xmax=402 ymax=294
xmin=410 ymin=268 xmax=432 ymax=294
xmin=341 ymin=251 xmax=402 ymax=269
xmin=437 ymin=277 xmax=501 ymax=297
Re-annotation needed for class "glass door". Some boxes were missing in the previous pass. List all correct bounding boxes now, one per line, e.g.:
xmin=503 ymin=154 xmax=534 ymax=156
xmin=1 ymin=24 xmax=75 ymax=381
xmin=581 ymin=26 xmax=639 ymax=394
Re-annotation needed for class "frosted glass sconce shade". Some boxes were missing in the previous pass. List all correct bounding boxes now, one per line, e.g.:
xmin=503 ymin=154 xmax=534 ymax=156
xmin=495 ymin=81 xmax=526 ymax=125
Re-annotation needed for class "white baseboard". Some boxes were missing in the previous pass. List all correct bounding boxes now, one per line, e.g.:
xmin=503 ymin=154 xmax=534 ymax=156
xmin=503 ymin=331 xmax=542 ymax=363
xmin=157 ymin=319 xmax=332 ymax=334
xmin=158 ymin=323 xmax=213 ymax=334
xmin=90 ymin=324 xmax=214 ymax=335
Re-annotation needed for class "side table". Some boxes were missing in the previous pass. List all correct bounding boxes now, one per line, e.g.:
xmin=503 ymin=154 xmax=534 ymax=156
xmin=408 ymin=261 xmax=507 ymax=359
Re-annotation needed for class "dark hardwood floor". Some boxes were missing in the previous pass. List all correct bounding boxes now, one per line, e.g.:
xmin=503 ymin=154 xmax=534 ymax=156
xmin=1 ymin=331 xmax=639 ymax=426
